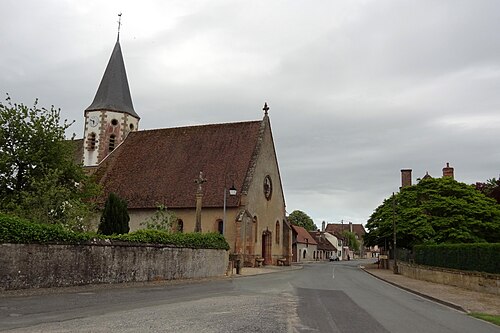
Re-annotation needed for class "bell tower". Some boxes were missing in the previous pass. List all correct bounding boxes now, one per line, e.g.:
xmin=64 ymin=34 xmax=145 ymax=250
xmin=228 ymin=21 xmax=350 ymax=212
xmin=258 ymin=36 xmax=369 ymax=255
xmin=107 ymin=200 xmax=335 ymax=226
xmin=83 ymin=16 xmax=140 ymax=166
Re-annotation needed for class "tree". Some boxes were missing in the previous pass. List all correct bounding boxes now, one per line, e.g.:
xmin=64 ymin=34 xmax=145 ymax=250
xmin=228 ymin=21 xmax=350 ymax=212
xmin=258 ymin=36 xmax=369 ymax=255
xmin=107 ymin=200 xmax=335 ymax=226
xmin=342 ymin=231 xmax=360 ymax=252
xmin=476 ymin=178 xmax=500 ymax=204
xmin=98 ymin=193 xmax=130 ymax=235
xmin=365 ymin=177 xmax=500 ymax=249
xmin=140 ymin=204 xmax=178 ymax=231
xmin=0 ymin=95 xmax=99 ymax=230
xmin=288 ymin=210 xmax=318 ymax=231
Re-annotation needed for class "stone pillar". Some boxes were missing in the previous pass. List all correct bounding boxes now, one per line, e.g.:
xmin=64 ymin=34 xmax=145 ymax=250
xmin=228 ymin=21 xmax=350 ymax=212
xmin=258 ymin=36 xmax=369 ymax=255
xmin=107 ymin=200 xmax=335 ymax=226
xmin=195 ymin=192 xmax=203 ymax=232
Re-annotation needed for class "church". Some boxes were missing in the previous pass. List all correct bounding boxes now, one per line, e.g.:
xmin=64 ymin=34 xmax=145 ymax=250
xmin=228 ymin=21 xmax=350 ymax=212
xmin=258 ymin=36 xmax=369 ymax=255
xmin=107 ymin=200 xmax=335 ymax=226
xmin=75 ymin=37 xmax=291 ymax=267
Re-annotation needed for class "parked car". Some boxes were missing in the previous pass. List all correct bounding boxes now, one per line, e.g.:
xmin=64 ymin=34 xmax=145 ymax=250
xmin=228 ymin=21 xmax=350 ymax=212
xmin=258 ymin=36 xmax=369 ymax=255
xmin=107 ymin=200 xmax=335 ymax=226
xmin=329 ymin=255 xmax=339 ymax=261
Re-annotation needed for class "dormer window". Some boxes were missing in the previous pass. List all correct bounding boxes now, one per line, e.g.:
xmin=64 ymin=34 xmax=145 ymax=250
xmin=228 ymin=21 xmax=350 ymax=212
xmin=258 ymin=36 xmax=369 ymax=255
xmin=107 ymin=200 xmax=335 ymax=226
xmin=109 ymin=134 xmax=116 ymax=152
xmin=88 ymin=132 xmax=96 ymax=150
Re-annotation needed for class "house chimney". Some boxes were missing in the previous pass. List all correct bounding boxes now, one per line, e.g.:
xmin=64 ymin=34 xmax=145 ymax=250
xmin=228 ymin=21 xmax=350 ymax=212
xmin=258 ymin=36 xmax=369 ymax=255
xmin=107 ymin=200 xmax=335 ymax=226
xmin=442 ymin=162 xmax=454 ymax=179
xmin=401 ymin=169 xmax=412 ymax=188
xmin=349 ymin=222 xmax=353 ymax=233
xmin=322 ymin=221 xmax=325 ymax=232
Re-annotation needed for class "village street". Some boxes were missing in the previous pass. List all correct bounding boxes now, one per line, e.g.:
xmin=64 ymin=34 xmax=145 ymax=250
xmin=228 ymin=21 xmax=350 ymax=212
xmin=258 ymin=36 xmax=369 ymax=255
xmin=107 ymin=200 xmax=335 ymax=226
xmin=0 ymin=259 xmax=497 ymax=333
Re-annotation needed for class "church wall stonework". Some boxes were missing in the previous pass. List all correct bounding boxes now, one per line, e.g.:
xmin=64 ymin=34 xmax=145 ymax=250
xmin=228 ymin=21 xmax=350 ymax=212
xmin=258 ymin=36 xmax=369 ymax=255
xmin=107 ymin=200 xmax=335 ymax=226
xmin=0 ymin=243 xmax=228 ymax=290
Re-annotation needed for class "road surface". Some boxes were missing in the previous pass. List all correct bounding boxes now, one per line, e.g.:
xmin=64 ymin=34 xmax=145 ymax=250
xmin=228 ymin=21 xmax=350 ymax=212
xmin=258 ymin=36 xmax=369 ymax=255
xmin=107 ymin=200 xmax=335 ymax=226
xmin=1 ymin=260 xmax=498 ymax=332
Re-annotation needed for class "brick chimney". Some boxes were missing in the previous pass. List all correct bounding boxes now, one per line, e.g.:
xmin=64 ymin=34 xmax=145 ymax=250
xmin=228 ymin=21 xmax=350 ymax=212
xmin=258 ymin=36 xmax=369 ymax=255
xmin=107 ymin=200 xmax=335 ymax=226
xmin=442 ymin=162 xmax=454 ymax=179
xmin=322 ymin=221 xmax=325 ymax=232
xmin=401 ymin=169 xmax=412 ymax=188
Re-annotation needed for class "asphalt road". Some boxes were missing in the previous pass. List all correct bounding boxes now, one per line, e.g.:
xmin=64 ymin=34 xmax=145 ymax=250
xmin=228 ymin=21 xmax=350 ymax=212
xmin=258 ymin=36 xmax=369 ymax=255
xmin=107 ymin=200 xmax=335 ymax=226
xmin=1 ymin=260 xmax=498 ymax=332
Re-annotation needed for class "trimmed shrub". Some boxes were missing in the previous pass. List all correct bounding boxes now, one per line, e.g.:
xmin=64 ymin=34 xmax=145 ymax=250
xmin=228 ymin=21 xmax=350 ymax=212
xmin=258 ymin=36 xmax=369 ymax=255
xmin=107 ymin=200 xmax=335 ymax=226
xmin=414 ymin=243 xmax=500 ymax=274
xmin=0 ymin=213 xmax=229 ymax=250
xmin=98 ymin=192 xmax=130 ymax=235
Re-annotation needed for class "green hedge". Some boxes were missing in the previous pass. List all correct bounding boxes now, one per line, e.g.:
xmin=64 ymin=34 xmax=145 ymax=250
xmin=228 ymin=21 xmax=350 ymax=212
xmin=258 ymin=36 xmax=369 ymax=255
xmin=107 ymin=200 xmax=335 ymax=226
xmin=0 ymin=213 xmax=229 ymax=250
xmin=414 ymin=243 xmax=500 ymax=274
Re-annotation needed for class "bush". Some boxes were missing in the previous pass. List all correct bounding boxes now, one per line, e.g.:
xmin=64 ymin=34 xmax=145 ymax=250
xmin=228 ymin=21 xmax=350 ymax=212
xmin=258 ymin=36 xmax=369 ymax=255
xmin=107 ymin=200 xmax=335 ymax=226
xmin=0 ymin=213 xmax=230 ymax=250
xmin=414 ymin=243 xmax=500 ymax=274
xmin=98 ymin=193 xmax=130 ymax=235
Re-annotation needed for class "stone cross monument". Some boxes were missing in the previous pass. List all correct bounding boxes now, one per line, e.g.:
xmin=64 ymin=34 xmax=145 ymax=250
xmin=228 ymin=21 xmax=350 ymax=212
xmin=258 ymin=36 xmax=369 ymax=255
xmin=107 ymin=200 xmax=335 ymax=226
xmin=194 ymin=171 xmax=207 ymax=232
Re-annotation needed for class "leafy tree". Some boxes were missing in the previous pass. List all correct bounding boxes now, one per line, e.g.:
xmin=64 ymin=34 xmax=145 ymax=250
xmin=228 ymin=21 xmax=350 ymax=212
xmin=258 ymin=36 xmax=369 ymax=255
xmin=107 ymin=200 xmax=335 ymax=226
xmin=140 ymin=204 xmax=178 ymax=231
xmin=476 ymin=178 xmax=500 ymax=204
xmin=365 ymin=177 xmax=500 ymax=249
xmin=342 ymin=231 xmax=360 ymax=252
xmin=288 ymin=210 xmax=318 ymax=231
xmin=0 ymin=95 xmax=99 ymax=230
xmin=98 ymin=193 xmax=130 ymax=235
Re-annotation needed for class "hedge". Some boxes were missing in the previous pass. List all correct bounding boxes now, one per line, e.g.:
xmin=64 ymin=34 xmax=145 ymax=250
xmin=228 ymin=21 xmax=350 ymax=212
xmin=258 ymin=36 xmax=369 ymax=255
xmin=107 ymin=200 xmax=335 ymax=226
xmin=414 ymin=243 xmax=500 ymax=274
xmin=0 ymin=213 xmax=229 ymax=250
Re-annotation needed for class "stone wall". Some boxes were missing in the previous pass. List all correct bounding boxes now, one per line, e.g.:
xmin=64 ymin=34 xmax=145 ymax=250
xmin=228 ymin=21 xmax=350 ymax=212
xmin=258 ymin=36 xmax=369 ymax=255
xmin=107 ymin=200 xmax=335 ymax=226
xmin=0 ymin=243 xmax=229 ymax=290
xmin=398 ymin=262 xmax=499 ymax=295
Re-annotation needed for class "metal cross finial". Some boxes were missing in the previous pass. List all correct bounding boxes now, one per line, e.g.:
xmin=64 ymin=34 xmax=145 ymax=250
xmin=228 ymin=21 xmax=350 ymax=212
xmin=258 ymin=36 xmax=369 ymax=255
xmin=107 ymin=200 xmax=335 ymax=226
xmin=117 ymin=13 xmax=122 ymax=42
xmin=194 ymin=171 xmax=207 ymax=194
xmin=263 ymin=102 xmax=269 ymax=116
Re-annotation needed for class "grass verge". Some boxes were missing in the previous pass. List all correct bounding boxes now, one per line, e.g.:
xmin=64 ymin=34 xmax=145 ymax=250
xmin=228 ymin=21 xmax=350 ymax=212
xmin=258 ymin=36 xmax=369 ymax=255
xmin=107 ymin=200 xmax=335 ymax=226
xmin=469 ymin=313 xmax=500 ymax=326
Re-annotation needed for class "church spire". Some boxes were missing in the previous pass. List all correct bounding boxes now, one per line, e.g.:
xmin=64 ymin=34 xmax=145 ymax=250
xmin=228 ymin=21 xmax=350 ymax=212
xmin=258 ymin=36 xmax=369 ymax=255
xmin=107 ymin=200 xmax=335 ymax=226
xmin=117 ymin=13 xmax=122 ymax=42
xmin=85 ymin=23 xmax=139 ymax=119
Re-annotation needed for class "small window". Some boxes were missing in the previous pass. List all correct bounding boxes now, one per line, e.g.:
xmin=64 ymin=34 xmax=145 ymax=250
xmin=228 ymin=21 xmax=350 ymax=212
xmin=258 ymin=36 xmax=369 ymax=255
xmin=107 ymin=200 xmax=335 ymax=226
xmin=109 ymin=134 xmax=116 ymax=152
xmin=217 ymin=220 xmax=224 ymax=235
xmin=111 ymin=119 xmax=118 ymax=126
xmin=177 ymin=219 xmax=184 ymax=233
xmin=88 ymin=132 xmax=96 ymax=150
xmin=129 ymin=123 xmax=134 ymax=130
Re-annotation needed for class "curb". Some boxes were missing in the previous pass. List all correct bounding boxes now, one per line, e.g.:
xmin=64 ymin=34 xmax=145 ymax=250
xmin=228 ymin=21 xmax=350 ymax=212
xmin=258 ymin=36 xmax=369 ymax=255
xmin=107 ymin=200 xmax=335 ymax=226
xmin=361 ymin=267 xmax=468 ymax=313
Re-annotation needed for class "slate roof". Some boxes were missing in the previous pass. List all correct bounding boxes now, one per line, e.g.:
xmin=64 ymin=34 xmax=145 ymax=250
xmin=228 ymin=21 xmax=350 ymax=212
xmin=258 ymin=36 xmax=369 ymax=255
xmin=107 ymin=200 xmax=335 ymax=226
xmin=92 ymin=120 xmax=263 ymax=209
xmin=291 ymin=225 xmax=318 ymax=245
xmin=85 ymin=41 xmax=139 ymax=119
xmin=325 ymin=223 xmax=366 ymax=239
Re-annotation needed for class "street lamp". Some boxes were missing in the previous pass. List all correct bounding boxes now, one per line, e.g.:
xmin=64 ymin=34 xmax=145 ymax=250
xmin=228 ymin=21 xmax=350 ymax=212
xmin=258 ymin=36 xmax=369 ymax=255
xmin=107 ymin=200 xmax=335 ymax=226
xmin=223 ymin=180 xmax=237 ymax=236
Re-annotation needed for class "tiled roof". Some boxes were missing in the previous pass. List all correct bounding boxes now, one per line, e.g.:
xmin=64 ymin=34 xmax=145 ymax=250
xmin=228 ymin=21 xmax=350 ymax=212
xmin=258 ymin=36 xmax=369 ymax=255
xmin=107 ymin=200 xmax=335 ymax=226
xmin=92 ymin=120 xmax=263 ymax=209
xmin=85 ymin=41 xmax=139 ymax=119
xmin=309 ymin=231 xmax=336 ymax=251
xmin=325 ymin=223 xmax=366 ymax=239
xmin=291 ymin=225 xmax=318 ymax=245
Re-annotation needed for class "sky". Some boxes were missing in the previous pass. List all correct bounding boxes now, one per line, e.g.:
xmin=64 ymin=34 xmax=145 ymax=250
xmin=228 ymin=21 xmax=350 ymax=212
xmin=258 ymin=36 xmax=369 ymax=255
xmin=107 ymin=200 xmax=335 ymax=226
xmin=2 ymin=0 xmax=500 ymax=227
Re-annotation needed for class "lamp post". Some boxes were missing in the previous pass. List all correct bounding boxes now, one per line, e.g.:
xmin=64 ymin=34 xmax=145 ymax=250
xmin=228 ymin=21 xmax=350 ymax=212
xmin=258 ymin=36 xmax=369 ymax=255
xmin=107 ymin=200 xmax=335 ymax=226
xmin=392 ymin=192 xmax=398 ymax=274
xmin=223 ymin=181 xmax=237 ymax=236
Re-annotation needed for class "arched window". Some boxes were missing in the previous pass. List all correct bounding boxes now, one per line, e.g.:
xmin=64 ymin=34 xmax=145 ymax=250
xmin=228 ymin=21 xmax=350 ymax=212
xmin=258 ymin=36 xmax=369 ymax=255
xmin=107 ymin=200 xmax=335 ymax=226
xmin=217 ymin=220 xmax=224 ymax=235
xmin=275 ymin=221 xmax=280 ymax=244
xmin=253 ymin=216 xmax=258 ymax=243
xmin=88 ymin=132 xmax=96 ymax=150
xmin=109 ymin=134 xmax=116 ymax=152
xmin=177 ymin=219 xmax=184 ymax=233
xmin=303 ymin=249 xmax=307 ymax=259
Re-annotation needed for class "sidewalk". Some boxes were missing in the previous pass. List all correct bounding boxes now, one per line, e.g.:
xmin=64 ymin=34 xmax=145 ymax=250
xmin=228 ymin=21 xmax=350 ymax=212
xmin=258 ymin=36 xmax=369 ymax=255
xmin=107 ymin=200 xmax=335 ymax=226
xmin=231 ymin=264 xmax=302 ymax=276
xmin=362 ymin=263 xmax=500 ymax=315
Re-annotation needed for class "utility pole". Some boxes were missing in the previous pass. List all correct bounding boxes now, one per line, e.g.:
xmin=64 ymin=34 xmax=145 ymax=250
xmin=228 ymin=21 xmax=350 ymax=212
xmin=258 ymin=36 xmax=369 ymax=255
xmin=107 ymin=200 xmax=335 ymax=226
xmin=392 ymin=192 xmax=398 ymax=274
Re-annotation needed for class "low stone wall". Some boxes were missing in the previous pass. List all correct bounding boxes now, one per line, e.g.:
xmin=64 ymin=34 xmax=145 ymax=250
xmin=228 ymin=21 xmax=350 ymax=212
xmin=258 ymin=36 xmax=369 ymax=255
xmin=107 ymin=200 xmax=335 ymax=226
xmin=0 ymin=242 xmax=229 ymax=290
xmin=398 ymin=262 xmax=499 ymax=295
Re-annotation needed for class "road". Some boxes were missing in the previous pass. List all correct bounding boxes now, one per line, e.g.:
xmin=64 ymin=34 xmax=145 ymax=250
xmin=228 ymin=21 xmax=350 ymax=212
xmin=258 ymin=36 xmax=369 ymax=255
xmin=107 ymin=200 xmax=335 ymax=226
xmin=1 ymin=260 xmax=498 ymax=332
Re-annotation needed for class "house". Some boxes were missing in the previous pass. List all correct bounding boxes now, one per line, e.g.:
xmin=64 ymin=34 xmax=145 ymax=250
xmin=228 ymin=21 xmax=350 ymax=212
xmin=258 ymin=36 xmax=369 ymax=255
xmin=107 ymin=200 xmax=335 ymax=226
xmin=325 ymin=222 xmax=366 ymax=259
xmin=291 ymin=225 xmax=317 ymax=262
xmin=308 ymin=230 xmax=337 ymax=260
xmin=76 ymin=38 xmax=291 ymax=266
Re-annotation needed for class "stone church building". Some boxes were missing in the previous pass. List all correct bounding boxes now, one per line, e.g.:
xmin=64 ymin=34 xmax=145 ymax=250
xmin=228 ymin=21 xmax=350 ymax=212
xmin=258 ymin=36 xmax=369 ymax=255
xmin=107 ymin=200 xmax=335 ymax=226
xmin=75 ymin=39 xmax=291 ymax=266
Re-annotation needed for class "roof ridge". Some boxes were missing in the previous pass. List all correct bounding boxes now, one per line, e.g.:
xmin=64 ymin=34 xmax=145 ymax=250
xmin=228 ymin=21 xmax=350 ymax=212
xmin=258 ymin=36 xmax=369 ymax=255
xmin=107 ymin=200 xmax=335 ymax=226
xmin=139 ymin=119 xmax=262 ymax=133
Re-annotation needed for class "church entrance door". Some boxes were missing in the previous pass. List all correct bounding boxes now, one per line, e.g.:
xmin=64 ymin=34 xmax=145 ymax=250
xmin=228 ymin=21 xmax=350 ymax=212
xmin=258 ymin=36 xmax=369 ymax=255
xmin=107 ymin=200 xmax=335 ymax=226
xmin=262 ymin=231 xmax=272 ymax=265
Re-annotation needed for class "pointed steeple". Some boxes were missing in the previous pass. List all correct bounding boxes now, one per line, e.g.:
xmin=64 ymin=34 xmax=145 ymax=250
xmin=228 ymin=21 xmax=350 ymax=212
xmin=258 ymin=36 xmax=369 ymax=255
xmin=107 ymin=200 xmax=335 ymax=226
xmin=85 ymin=41 xmax=140 ymax=119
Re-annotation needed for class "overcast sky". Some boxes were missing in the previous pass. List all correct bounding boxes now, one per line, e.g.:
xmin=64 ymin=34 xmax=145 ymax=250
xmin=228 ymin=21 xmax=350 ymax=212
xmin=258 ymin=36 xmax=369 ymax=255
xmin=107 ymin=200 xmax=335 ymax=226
xmin=2 ymin=0 xmax=500 ymax=227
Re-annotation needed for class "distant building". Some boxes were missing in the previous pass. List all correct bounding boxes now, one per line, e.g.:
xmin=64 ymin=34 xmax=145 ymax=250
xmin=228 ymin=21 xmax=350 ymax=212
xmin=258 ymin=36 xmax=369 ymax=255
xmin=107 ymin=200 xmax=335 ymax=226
xmin=291 ymin=225 xmax=317 ymax=262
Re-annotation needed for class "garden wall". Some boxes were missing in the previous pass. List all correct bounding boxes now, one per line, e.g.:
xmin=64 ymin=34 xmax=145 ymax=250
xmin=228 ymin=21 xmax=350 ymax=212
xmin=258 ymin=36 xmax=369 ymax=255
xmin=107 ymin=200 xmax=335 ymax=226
xmin=398 ymin=262 xmax=499 ymax=295
xmin=0 ymin=242 xmax=229 ymax=290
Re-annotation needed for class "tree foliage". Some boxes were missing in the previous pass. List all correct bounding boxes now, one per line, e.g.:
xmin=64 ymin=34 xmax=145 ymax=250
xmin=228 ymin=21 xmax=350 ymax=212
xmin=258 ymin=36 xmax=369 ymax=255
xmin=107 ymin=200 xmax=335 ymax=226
xmin=98 ymin=193 xmax=130 ymax=235
xmin=365 ymin=177 xmax=500 ymax=249
xmin=475 ymin=178 xmax=500 ymax=204
xmin=0 ymin=95 xmax=99 ymax=230
xmin=288 ymin=210 xmax=318 ymax=231
xmin=342 ymin=231 xmax=360 ymax=252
